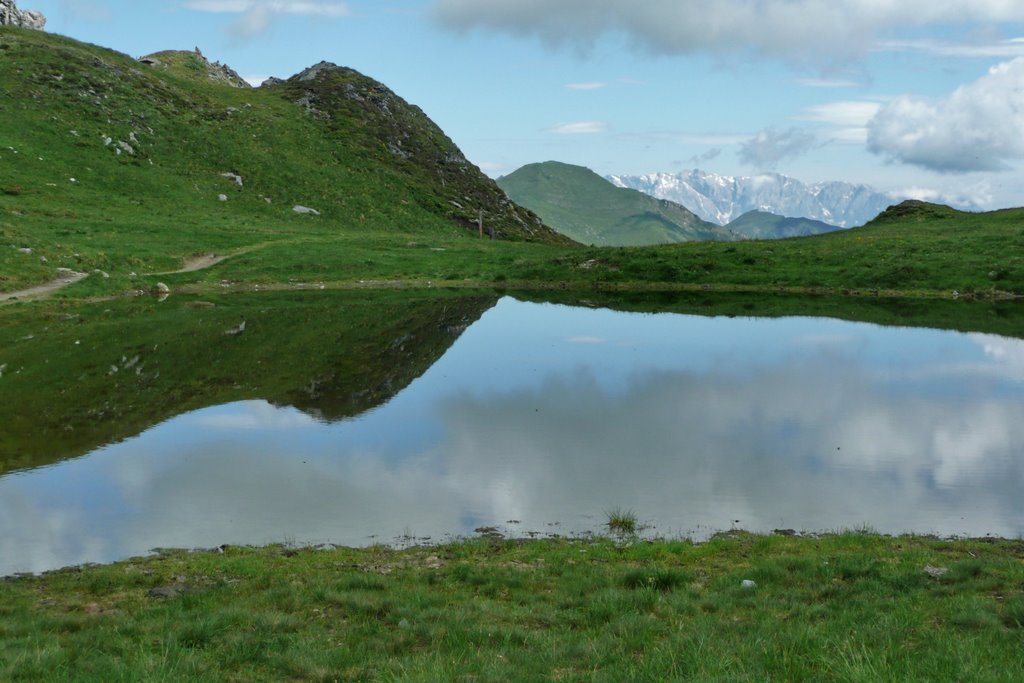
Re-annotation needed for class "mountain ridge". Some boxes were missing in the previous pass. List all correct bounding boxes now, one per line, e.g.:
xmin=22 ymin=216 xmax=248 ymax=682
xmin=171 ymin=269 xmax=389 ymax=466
xmin=608 ymin=170 xmax=896 ymax=228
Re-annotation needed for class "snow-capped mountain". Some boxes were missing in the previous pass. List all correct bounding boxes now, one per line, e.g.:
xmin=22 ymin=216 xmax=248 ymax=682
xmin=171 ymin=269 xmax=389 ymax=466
xmin=607 ymin=170 xmax=898 ymax=228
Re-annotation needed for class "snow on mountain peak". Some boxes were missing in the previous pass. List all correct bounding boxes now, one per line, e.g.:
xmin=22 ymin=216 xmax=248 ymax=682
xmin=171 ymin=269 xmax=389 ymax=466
xmin=606 ymin=169 xmax=897 ymax=228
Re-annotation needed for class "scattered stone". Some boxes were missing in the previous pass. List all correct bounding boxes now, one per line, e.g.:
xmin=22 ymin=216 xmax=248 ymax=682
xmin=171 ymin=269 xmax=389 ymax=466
xmin=924 ymin=564 xmax=949 ymax=579
xmin=147 ymin=583 xmax=189 ymax=599
xmin=102 ymin=136 xmax=112 ymax=146
xmin=116 ymin=140 xmax=134 ymax=155
xmin=153 ymin=282 xmax=170 ymax=295
xmin=218 ymin=194 xmax=228 ymax=202
xmin=92 ymin=269 xmax=109 ymax=278
xmin=741 ymin=579 xmax=757 ymax=589
xmin=39 ymin=255 xmax=47 ymax=264
xmin=292 ymin=205 xmax=320 ymax=215
xmin=220 ymin=172 xmax=243 ymax=187
xmin=263 ymin=197 xmax=272 ymax=204
xmin=225 ymin=320 xmax=246 ymax=336
xmin=0 ymin=363 xmax=7 ymax=378
xmin=0 ymin=0 xmax=46 ymax=30
xmin=17 ymin=247 xmax=31 ymax=254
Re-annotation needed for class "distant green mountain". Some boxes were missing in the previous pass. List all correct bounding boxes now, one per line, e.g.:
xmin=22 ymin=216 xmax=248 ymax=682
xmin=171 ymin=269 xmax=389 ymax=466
xmin=726 ymin=210 xmax=842 ymax=239
xmin=497 ymin=161 xmax=736 ymax=246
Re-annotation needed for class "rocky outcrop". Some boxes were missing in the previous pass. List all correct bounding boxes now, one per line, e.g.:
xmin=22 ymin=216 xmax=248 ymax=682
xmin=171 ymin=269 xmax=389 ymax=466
xmin=0 ymin=0 xmax=46 ymax=29
xmin=139 ymin=48 xmax=251 ymax=89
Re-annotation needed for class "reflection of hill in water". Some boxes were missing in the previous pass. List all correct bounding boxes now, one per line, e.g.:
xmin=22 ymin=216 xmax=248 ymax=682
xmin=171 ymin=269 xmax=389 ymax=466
xmin=0 ymin=291 xmax=497 ymax=474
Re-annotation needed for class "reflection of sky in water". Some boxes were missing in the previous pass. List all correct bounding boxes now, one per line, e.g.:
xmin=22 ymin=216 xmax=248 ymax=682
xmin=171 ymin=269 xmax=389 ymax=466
xmin=3 ymin=297 xmax=1024 ymax=575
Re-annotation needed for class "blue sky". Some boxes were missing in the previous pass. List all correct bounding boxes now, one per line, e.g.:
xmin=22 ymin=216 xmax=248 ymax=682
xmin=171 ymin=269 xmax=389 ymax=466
xmin=22 ymin=0 xmax=1024 ymax=208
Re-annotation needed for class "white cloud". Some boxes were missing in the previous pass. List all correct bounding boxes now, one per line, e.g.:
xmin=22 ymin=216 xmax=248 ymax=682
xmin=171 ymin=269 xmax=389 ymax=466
xmin=565 ymin=82 xmax=607 ymax=90
xmin=184 ymin=0 xmax=350 ymax=37
xmin=867 ymin=57 xmax=1024 ymax=173
xmin=800 ymin=100 xmax=883 ymax=144
xmin=738 ymin=127 xmax=818 ymax=170
xmin=891 ymin=181 xmax=992 ymax=210
xmin=879 ymin=37 xmax=1024 ymax=59
xmin=185 ymin=0 xmax=350 ymax=15
xmin=797 ymin=77 xmax=862 ymax=88
xmin=546 ymin=121 xmax=607 ymax=134
xmin=244 ymin=74 xmax=272 ymax=86
xmin=434 ymin=0 xmax=1024 ymax=63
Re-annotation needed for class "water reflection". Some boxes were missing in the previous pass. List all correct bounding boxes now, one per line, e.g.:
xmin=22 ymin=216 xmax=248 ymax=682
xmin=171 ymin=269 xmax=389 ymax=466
xmin=3 ymin=298 xmax=1023 ymax=575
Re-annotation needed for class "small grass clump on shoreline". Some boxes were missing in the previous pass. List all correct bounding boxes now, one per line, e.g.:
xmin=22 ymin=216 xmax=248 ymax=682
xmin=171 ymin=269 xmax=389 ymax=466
xmin=3 ymin=531 xmax=1024 ymax=681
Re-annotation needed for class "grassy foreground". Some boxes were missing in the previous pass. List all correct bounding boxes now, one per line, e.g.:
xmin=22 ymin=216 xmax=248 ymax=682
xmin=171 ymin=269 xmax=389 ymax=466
xmin=3 ymin=532 xmax=1023 ymax=681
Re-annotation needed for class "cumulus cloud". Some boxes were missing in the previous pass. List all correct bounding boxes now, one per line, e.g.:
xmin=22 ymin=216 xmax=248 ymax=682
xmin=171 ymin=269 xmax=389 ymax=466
xmin=433 ymin=0 xmax=1024 ymax=63
xmin=546 ymin=120 xmax=608 ymax=134
xmin=738 ymin=127 xmax=818 ymax=170
xmin=867 ymin=58 xmax=1024 ymax=173
xmin=184 ymin=0 xmax=349 ymax=37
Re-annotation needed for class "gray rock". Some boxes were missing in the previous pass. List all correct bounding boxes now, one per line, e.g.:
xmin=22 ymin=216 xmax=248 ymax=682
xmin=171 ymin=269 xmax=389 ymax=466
xmin=147 ymin=583 xmax=188 ymax=599
xmin=153 ymin=282 xmax=170 ymax=295
xmin=218 ymin=194 xmax=228 ymax=202
xmin=292 ymin=205 xmax=320 ymax=215
xmin=17 ymin=247 xmax=32 ymax=254
xmin=220 ymin=172 xmax=243 ymax=187
xmin=0 ymin=0 xmax=46 ymax=30
xmin=740 ymin=579 xmax=757 ymax=589
xmin=924 ymin=564 xmax=949 ymax=579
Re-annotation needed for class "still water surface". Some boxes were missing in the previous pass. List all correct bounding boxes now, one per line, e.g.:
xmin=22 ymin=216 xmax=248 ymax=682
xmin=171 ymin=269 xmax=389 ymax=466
xmin=3 ymin=297 xmax=1024 ymax=575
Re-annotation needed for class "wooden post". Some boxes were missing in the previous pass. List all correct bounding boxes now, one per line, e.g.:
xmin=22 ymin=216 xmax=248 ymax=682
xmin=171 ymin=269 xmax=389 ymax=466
xmin=478 ymin=209 xmax=483 ymax=238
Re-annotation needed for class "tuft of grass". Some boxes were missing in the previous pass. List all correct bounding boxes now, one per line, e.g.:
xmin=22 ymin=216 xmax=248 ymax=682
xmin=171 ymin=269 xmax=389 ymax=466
xmin=605 ymin=507 xmax=639 ymax=535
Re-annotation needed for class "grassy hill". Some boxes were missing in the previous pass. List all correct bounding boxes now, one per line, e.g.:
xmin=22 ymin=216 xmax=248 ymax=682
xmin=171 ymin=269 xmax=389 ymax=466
xmin=497 ymin=161 xmax=735 ymax=246
xmin=0 ymin=28 xmax=569 ymax=293
xmin=726 ymin=210 xmax=842 ymax=239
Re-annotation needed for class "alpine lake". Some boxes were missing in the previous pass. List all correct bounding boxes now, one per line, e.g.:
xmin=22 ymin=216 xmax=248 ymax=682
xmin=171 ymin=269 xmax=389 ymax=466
xmin=2 ymin=289 xmax=1023 ymax=577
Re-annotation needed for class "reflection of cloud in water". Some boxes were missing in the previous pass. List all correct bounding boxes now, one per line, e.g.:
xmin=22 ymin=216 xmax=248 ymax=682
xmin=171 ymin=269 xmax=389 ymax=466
xmin=434 ymin=360 xmax=1024 ymax=539
xmin=970 ymin=333 xmax=1024 ymax=380
xmin=194 ymin=401 xmax=319 ymax=430
xmin=4 ymin=336 xmax=1024 ymax=575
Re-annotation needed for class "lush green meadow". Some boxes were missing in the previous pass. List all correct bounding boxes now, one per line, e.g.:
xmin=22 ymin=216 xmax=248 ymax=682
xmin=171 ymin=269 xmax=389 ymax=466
xmin=3 ymin=532 xmax=1023 ymax=681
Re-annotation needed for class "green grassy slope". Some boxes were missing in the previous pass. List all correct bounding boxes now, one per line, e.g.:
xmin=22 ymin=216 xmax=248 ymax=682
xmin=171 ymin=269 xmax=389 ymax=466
xmin=0 ymin=28 xmax=568 ymax=293
xmin=726 ymin=210 xmax=842 ymax=239
xmin=497 ymin=161 xmax=735 ymax=246
xmin=3 ymin=533 xmax=1024 ymax=680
